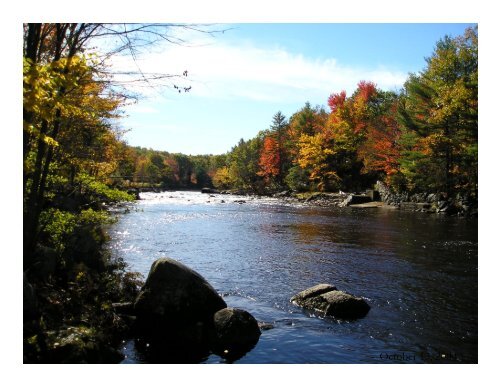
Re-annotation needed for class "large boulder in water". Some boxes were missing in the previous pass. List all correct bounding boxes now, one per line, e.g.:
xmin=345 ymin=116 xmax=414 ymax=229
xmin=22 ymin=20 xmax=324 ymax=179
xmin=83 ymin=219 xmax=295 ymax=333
xmin=291 ymin=284 xmax=370 ymax=319
xmin=134 ymin=258 xmax=227 ymax=334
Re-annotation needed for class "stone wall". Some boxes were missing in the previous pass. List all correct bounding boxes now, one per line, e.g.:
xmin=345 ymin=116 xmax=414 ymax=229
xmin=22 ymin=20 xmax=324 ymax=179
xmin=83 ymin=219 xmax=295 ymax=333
xmin=375 ymin=181 xmax=477 ymax=216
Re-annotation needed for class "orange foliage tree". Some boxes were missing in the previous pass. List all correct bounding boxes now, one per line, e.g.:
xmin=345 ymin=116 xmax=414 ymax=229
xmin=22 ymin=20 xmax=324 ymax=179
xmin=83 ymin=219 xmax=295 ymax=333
xmin=258 ymin=136 xmax=281 ymax=181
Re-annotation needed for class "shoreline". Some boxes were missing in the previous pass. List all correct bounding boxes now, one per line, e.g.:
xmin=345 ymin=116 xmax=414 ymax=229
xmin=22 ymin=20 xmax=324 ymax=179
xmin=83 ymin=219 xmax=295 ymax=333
xmin=137 ymin=187 xmax=477 ymax=218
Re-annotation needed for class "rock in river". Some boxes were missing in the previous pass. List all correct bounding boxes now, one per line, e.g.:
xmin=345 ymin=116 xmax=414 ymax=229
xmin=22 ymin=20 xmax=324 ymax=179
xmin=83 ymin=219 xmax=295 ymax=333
xmin=133 ymin=258 xmax=263 ymax=361
xmin=201 ymin=187 xmax=219 ymax=194
xmin=291 ymin=283 xmax=370 ymax=319
xmin=211 ymin=307 xmax=261 ymax=360
xmin=134 ymin=258 xmax=227 ymax=335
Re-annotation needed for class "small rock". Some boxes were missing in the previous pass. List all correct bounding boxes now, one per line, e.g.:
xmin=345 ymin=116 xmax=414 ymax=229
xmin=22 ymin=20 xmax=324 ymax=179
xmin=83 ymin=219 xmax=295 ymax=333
xmin=318 ymin=290 xmax=370 ymax=319
xmin=291 ymin=284 xmax=370 ymax=320
xmin=211 ymin=307 xmax=261 ymax=358
xmin=258 ymin=321 xmax=274 ymax=331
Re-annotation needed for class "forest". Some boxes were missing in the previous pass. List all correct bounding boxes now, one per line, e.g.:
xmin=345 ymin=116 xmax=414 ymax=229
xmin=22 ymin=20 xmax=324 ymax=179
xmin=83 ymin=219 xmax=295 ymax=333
xmin=23 ymin=23 xmax=477 ymax=363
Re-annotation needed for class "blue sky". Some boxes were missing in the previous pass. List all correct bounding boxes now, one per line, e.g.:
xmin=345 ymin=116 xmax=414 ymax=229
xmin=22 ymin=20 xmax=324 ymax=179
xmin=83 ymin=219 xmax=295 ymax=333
xmin=113 ymin=23 xmax=475 ymax=155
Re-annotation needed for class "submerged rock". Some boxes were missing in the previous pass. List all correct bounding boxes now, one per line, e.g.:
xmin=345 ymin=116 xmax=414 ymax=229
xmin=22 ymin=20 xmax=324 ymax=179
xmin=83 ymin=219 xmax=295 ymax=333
xmin=291 ymin=284 xmax=370 ymax=319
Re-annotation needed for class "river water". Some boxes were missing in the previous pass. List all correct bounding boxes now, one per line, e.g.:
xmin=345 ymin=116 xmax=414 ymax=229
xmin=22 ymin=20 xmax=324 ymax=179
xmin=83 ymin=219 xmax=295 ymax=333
xmin=107 ymin=191 xmax=478 ymax=364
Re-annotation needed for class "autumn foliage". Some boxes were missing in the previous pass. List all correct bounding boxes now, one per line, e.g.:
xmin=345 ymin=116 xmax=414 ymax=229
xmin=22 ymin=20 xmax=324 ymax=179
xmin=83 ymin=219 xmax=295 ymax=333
xmin=212 ymin=27 xmax=477 ymax=197
xmin=258 ymin=136 xmax=281 ymax=180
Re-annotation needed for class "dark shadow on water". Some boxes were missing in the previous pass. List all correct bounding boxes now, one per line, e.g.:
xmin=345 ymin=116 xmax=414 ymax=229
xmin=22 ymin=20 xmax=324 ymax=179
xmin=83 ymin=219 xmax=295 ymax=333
xmin=133 ymin=338 xmax=212 ymax=364
xmin=130 ymin=332 xmax=261 ymax=364
xmin=210 ymin=338 xmax=260 ymax=363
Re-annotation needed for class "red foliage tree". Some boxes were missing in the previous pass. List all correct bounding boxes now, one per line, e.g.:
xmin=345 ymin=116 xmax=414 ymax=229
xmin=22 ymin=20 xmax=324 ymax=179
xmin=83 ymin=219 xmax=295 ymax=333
xmin=257 ymin=136 xmax=281 ymax=180
xmin=327 ymin=90 xmax=346 ymax=113
xmin=357 ymin=95 xmax=401 ymax=178
xmin=356 ymin=81 xmax=377 ymax=102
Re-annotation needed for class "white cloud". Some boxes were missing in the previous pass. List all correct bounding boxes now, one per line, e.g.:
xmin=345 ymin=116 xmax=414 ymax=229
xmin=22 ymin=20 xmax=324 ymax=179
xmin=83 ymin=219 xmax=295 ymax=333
xmin=106 ymin=35 xmax=408 ymax=105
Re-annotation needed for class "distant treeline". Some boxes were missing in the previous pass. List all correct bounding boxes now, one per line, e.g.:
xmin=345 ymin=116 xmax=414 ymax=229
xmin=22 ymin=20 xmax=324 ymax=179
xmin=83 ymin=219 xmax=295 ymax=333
xmin=111 ymin=146 xmax=227 ymax=189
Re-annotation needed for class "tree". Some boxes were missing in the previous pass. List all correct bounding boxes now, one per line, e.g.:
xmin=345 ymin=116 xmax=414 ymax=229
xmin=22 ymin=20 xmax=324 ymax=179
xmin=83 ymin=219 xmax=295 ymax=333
xmin=270 ymin=111 xmax=290 ymax=184
xmin=212 ymin=166 xmax=233 ymax=190
xmin=258 ymin=136 xmax=281 ymax=181
xmin=288 ymin=103 xmax=328 ymax=157
xmin=297 ymin=133 xmax=340 ymax=191
xmin=190 ymin=155 xmax=212 ymax=187
xmin=355 ymin=89 xmax=401 ymax=181
xmin=289 ymin=102 xmax=317 ymax=137
xmin=112 ymin=142 xmax=138 ymax=185
xmin=23 ymin=52 xmax=124 ymax=263
xmin=162 ymin=155 xmax=180 ymax=187
xmin=173 ymin=153 xmax=193 ymax=186
xmin=256 ymin=112 xmax=290 ymax=187
xmin=319 ymin=82 xmax=379 ymax=191
xmin=226 ymin=137 xmax=263 ymax=191
xmin=398 ymin=26 xmax=478 ymax=195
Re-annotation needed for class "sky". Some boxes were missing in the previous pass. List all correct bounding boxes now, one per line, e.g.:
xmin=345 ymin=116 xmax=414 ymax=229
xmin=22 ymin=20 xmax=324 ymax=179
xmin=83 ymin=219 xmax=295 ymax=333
xmin=110 ymin=23 xmax=476 ymax=155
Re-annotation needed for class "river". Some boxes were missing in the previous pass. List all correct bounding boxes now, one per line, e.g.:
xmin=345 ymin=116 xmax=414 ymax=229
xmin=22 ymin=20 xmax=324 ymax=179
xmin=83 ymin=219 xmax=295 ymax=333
xmin=107 ymin=191 xmax=478 ymax=364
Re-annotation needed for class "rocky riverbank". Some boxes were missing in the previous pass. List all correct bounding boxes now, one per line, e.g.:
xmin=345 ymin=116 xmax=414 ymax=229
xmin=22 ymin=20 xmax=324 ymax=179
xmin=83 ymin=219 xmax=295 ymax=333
xmin=374 ymin=181 xmax=478 ymax=217
xmin=199 ymin=181 xmax=477 ymax=217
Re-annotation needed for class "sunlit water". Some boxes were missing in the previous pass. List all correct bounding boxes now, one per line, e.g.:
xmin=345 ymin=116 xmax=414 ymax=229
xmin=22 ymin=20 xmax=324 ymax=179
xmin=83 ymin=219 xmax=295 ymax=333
xmin=107 ymin=191 xmax=478 ymax=363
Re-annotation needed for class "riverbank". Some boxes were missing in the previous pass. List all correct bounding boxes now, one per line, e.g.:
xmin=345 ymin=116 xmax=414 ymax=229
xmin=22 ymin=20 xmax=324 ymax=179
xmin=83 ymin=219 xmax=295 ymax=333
xmin=23 ymin=195 xmax=143 ymax=363
xmin=199 ymin=181 xmax=477 ymax=217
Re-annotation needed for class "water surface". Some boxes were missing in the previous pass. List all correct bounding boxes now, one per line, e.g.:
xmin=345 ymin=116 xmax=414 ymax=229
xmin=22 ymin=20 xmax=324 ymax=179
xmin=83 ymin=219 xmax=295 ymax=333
xmin=107 ymin=191 xmax=478 ymax=363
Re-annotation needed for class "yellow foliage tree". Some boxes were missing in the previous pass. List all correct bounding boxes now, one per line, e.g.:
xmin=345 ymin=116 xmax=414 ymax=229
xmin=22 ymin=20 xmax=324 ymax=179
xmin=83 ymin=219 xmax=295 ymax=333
xmin=212 ymin=166 xmax=234 ymax=190
xmin=297 ymin=133 xmax=339 ymax=191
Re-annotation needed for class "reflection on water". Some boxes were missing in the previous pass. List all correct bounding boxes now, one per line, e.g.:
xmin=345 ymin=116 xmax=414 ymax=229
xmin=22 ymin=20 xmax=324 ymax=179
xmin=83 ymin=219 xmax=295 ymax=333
xmin=108 ymin=191 xmax=478 ymax=363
